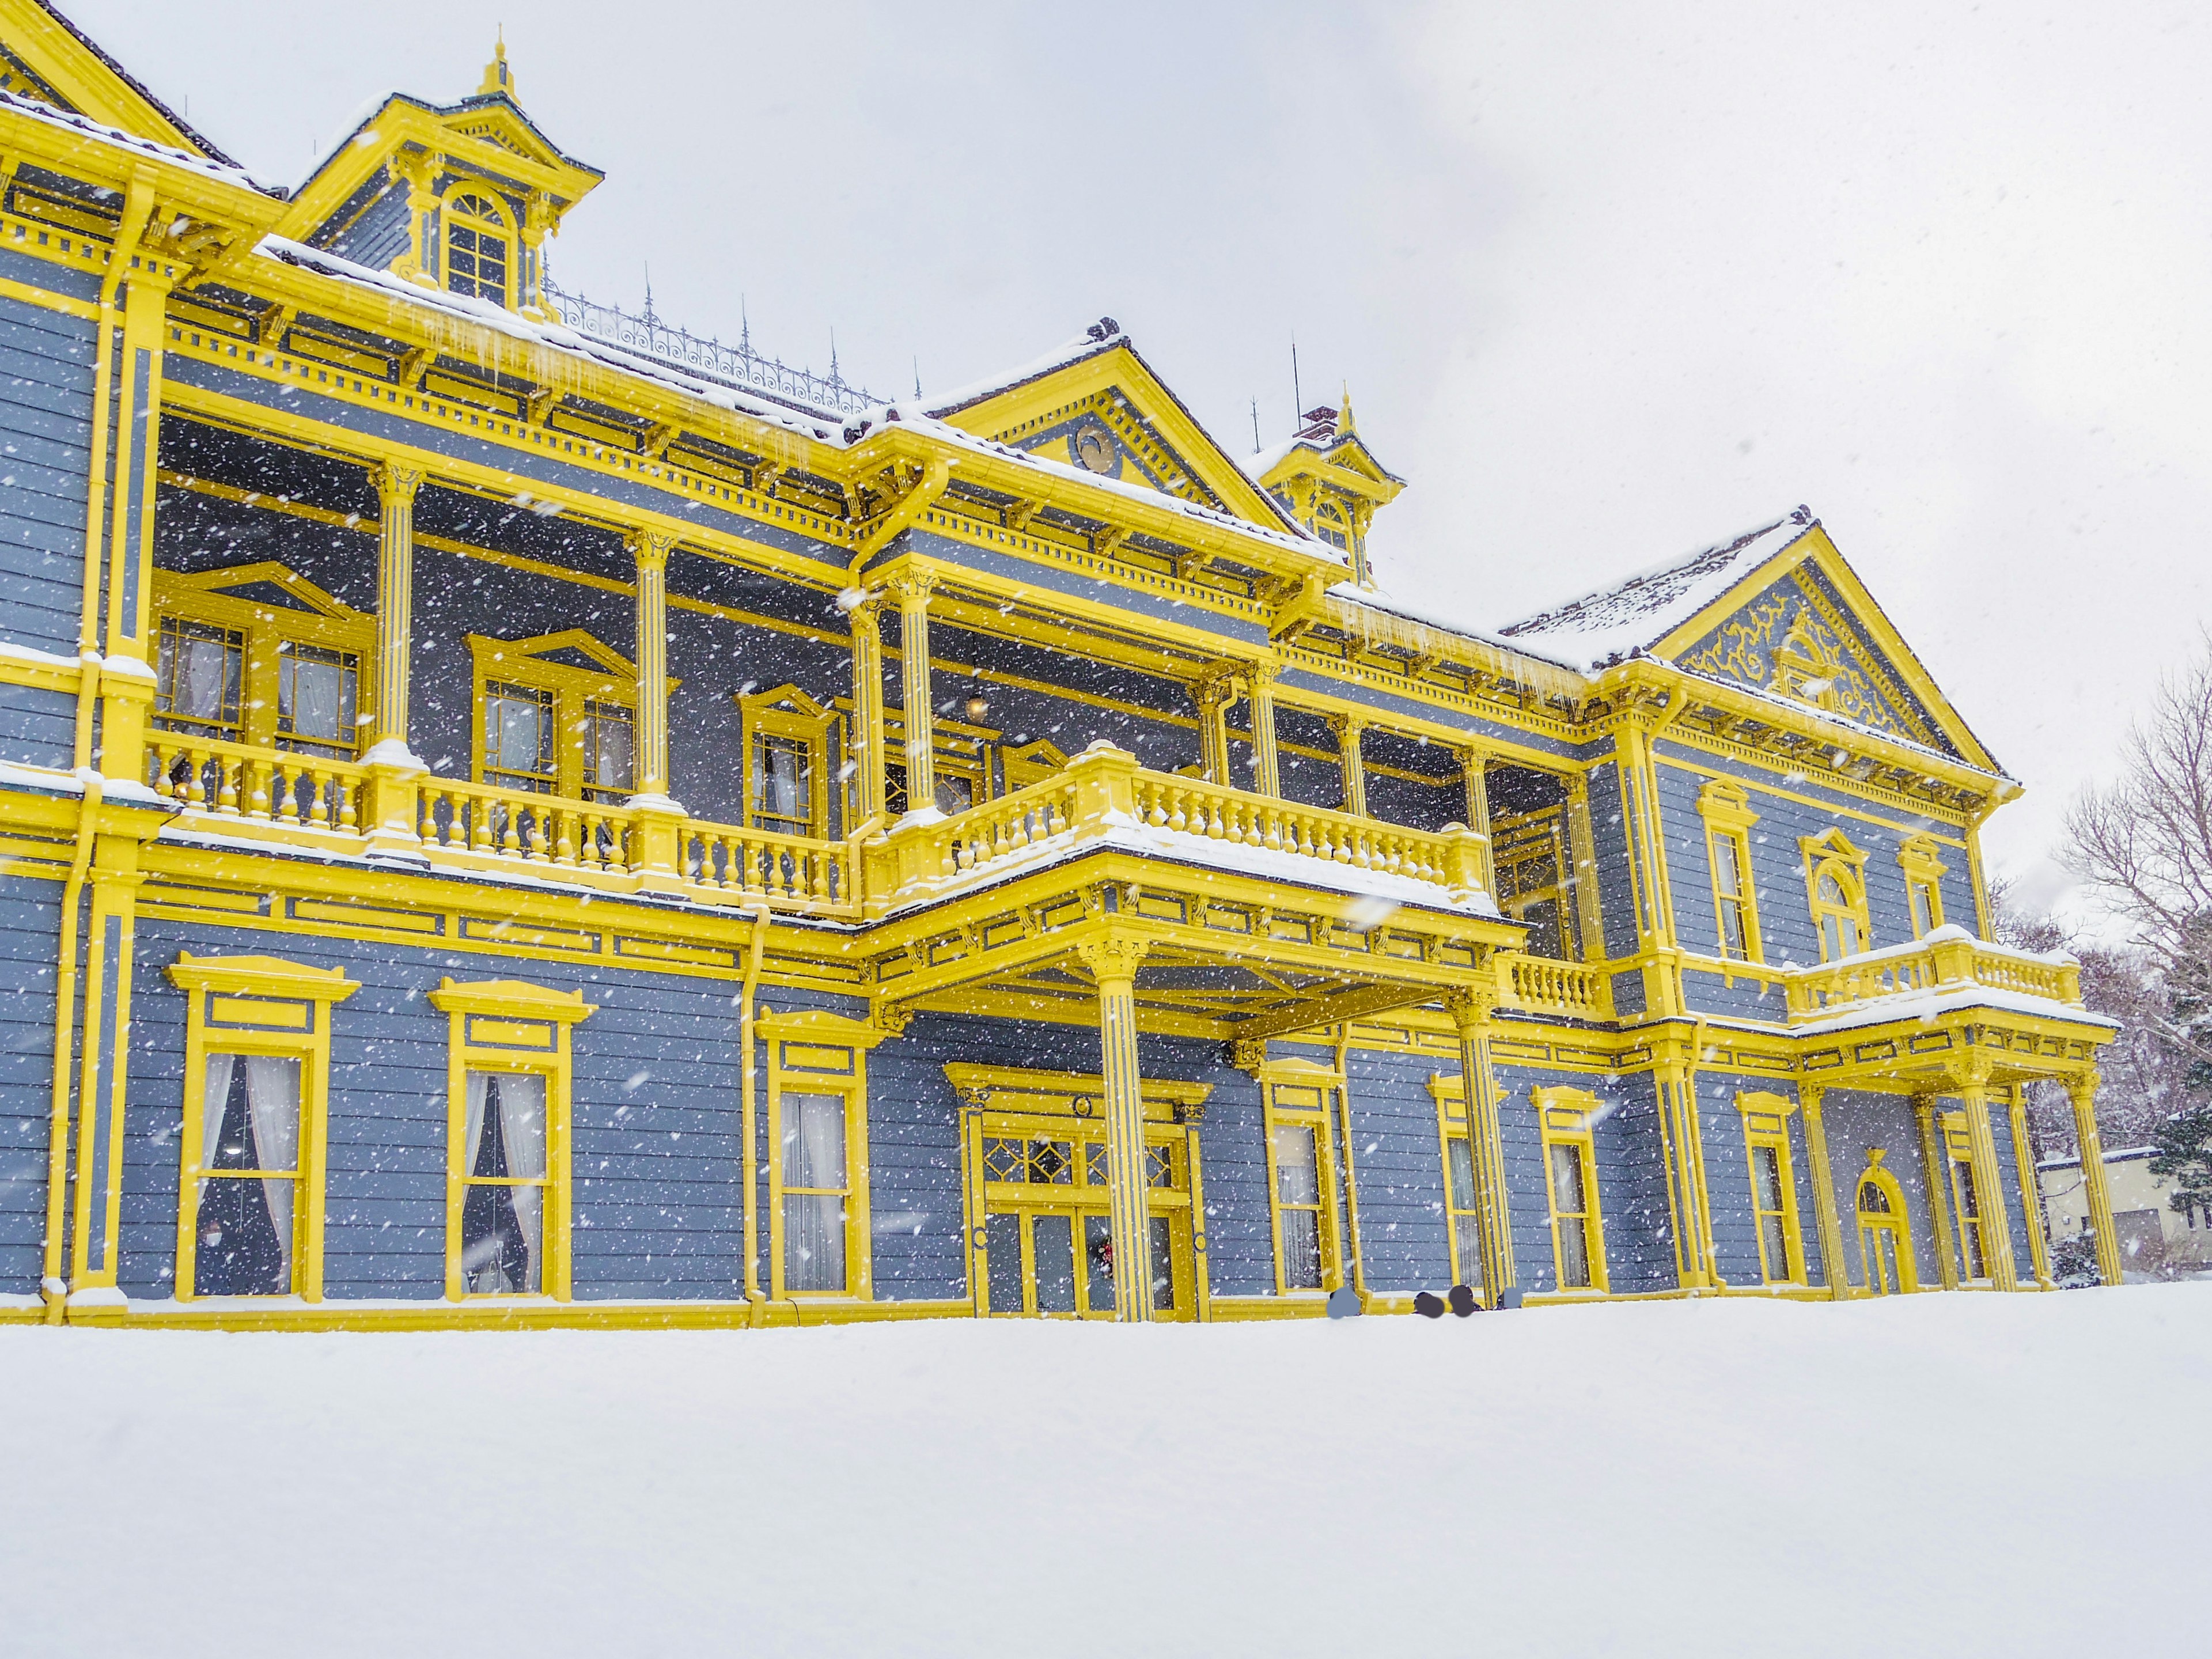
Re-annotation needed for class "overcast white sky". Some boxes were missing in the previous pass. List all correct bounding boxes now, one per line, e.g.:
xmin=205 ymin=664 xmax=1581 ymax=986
xmin=68 ymin=1 xmax=2212 ymax=920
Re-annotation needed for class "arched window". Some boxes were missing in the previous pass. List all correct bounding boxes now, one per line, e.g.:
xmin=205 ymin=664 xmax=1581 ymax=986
xmin=1801 ymin=829 xmax=1870 ymax=964
xmin=444 ymin=190 xmax=511 ymax=304
xmin=1312 ymin=497 xmax=1350 ymax=551
xmin=1855 ymin=1153 xmax=1916 ymax=1296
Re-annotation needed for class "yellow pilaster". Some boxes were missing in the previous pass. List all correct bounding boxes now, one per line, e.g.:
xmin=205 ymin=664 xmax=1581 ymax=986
xmin=1329 ymin=714 xmax=1368 ymax=817
xmin=1077 ymin=934 xmax=1154 ymax=1324
xmin=1799 ymin=1084 xmax=1850 ymax=1299
xmin=1653 ymin=1039 xmax=1717 ymax=1289
xmin=1455 ymin=747 xmax=1498 ymax=896
xmin=2009 ymin=1085 xmax=2054 ymax=1289
xmin=94 ymin=253 xmax=175 ymax=786
xmin=1247 ymin=664 xmax=1281 ymax=798
xmin=893 ymin=571 xmax=938 ymax=813
xmin=1914 ymin=1096 xmax=1960 ymax=1291
xmin=1449 ymin=987 xmax=1516 ymax=1300
xmin=2067 ymin=1070 xmax=2124 ymax=1286
xmin=1615 ymin=718 xmax=1681 ymax=1016
xmin=67 ymin=848 xmax=145 ymax=1293
xmin=1957 ymin=1065 xmax=2018 ymax=1291
xmin=362 ymin=462 xmax=427 ymax=858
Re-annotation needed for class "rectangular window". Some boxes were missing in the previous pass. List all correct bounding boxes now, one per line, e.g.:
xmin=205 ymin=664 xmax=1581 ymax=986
xmin=1446 ymin=1135 xmax=1484 ymax=1293
xmin=1954 ymin=1157 xmax=1987 ymax=1281
xmin=446 ymin=223 xmax=507 ymax=301
xmin=582 ymin=699 xmax=635 ymax=802
xmin=751 ymin=732 xmax=814 ymax=834
xmin=781 ymin=1089 xmax=850 ymax=1293
xmin=1751 ymin=1140 xmax=1797 ymax=1284
xmin=1548 ymin=1141 xmax=1595 ymax=1289
xmin=276 ymin=641 xmax=359 ymax=758
xmin=484 ymin=681 xmax=556 ymax=792
xmin=190 ymin=1053 xmax=301 ymax=1296
xmin=155 ymin=618 xmax=244 ymax=739
xmin=1272 ymin=1121 xmax=1325 ymax=1291
xmin=1710 ymin=831 xmax=1758 ymax=961
xmin=1910 ymin=878 xmax=1939 ymax=939
xmin=457 ymin=1069 xmax=548 ymax=1294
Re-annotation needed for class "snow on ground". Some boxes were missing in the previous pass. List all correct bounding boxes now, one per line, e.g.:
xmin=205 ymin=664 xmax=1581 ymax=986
xmin=6 ymin=1285 xmax=2206 ymax=1657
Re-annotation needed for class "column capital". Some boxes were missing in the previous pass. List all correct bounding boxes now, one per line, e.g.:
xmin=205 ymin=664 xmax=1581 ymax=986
xmin=626 ymin=528 xmax=678 ymax=568
xmin=1195 ymin=666 xmax=1241 ymax=710
xmin=1948 ymin=1052 xmax=1997 ymax=1092
xmin=1446 ymin=986 xmax=1499 ymax=1032
xmin=1245 ymin=659 xmax=1281 ymax=691
xmin=2065 ymin=1068 xmax=2100 ymax=1108
xmin=1075 ymin=931 xmax=1151 ymax=987
xmin=372 ymin=461 xmax=426 ymax=505
xmin=888 ymin=569 xmax=940 ymax=605
xmin=1797 ymin=1081 xmax=1826 ymax=1113
xmin=1324 ymin=710 xmax=1368 ymax=740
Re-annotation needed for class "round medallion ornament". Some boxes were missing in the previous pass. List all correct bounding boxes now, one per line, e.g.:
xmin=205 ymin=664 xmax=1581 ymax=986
xmin=1070 ymin=423 xmax=1119 ymax=476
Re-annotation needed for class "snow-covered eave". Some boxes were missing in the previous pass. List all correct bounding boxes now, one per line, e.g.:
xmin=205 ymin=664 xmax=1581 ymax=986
xmin=289 ymin=88 xmax=603 ymax=209
xmin=1789 ymin=985 xmax=2120 ymax=1039
xmin=0 ymin=85 xmax=277 ymax=198
xmin=2038 ymin=1145 xmax=2158 ymax=1171
xmin=1315 ymin=582 xmax=1594 ymax=703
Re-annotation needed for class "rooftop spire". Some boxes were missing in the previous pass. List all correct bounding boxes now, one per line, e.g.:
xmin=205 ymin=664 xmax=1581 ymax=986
xmin=479 ymin=29 xmax=514 ymax=99
xmin=1339 ymin=381 xmax=1356 ymax=437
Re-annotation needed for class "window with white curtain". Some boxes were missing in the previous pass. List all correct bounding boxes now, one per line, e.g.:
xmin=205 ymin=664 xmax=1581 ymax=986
xmin=459 ymin=1069 xmax=548 ymax=1294
xmin=192 ymin=1053 xmax=301 ymax=1296
xmin=780 ymin=1089 xmax=849 ymax=1293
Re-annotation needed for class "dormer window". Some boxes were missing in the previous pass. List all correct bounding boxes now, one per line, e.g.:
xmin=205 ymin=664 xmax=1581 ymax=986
xmin=444 ymin=191 xmax=511 ymax=305
xmin=1312 ymin=497 xmax=1350 ymax=551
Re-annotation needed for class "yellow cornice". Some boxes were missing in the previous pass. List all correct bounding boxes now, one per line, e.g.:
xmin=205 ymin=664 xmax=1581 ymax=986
xmin=165 ymin=952 xmax=359 ymax=1002
xmin=0 ymin=101 xmax=281 ymax=231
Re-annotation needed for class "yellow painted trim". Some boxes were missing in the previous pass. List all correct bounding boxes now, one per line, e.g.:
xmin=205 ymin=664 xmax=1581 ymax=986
xmin=1734 ymin=1089 xmax=1808 ymax=1287
xmin=1533 ymin=1085 xmax=1610 ymax=1293
xmin=767 ymin=1035 xmax=872 ymax=1301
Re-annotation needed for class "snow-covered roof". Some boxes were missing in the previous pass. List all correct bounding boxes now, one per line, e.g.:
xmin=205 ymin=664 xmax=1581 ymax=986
xmin=0 ymin=85 xmax=265 ymax=192
xmin=1494 ymin=508 xmax=1817 ymax=673
xmin=895 ymin=325 xmax=1123 ymax=422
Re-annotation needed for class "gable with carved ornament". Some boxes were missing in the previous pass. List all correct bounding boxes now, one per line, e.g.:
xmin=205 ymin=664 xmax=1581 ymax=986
xmin=1674 ymin=569 xmax=1956 ymax=757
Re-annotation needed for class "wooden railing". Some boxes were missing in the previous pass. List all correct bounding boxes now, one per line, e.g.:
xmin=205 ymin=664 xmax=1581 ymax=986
xmin=680 ymin=821 xmax=854 ymax=909
xmin=1497 ymin=955 xmax=1612 ymax=1020
xmin=1126 ymin=771 xmax=1455 ymax=884
xmin=148 ymin=733 xmax=368 ymax=832
xmin=415 ymin=778 xmax=635 ymax=874
xmin=1785 ymin=927 xmax=2082 ymax=1020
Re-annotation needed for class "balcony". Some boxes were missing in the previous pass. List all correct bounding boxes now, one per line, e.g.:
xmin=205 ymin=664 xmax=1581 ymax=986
xmin=145 ymin=737 xmax=1491 ymax=926
xmin=1783 ymin=926 xmax=2084 ymax=1025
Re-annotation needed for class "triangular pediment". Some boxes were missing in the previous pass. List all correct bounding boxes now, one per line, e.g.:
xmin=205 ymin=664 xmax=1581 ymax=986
xmin=1654 ymin=522 xmax=1997 ymax=771
xmin=0 ymin=0 xmax=237 ymax=165
xmin=931 ymin=334 xmax=1298 ymax=533
xmin=168 ymin=562 xmax=365 ymax=624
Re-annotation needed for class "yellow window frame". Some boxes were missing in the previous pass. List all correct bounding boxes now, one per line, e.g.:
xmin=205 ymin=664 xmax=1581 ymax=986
xmin=167 ymin=953 xmax=358 ymax=1302
xmin=1940 ymin=1111 xmax=1992 ymax=1282
xmin=441 ymin=185 xmax=514 ymax=307
xmin=1699 ymin=778 xmax=1764 ymax=964
xmin=468 ymin=630 xmax=675 ymax=802
xmin=1735 ymin=1090 xmax=1805 ymax=1286
xmin=762 ymin=1010 xmax=887 ymax=1300
xmin=881 ymin=706 xmax=995 ymax=818
xmin=738 ymin=684 xmax=835 ymax=839
xmin=1800 ymin=828 xmax=1871 ymax=963
xmin=1262 ymin=1071 xmax=1346 ymax=1297
xmin=429 ymin=977 xmax=595 ymax=1301
xmin=1427 ymin=1071 xmax=1486 ymax=1294
xmin=150 ymin=564 xmax=377 ymax=755
xmin=1899 ymin=835 xmax=1949 ymax=938
xmin=1534 ymin=1086 xmax=1608 ymax=1293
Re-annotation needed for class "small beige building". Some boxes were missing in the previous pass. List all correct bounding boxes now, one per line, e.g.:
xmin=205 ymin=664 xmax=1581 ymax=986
xmin=2040 ymin=1147 xmax=2210 ymax=1275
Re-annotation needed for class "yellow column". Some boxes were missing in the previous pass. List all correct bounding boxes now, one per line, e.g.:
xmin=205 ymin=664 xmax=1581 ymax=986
xmin=1956 ymin=1067 xmax=2018 ymax=1291
xmin=2009 ymin=1085 xmax=2054 ymax=1289
xmin=1799 ymin=1084 xmax=1850 ymax=1299
xmin=1615 ymin=718 xmax=1681 ymax=1015
xmin=850 ymin=594 xmax=888 ymax=825
xmin=67 ymin=844 xmax=146 ymax=1297
xmin=1449 ymin=987 xmax=1516 ymax=1300
xmin=1653 ymin=1040 xmax=1717 ymax=1288
xmin=625 ymin=530 xmax=684 ymax=886
xmin=93 ymin=251 xmax=175 ymax=785
xmin=1330 ymin=714 xmax=1368 ymax=817
xmin=2067 ymin=1071 xmax=2123 ymax=1286
xmin=893 ymin=571 xmax=938 ymax=813
xmin=1914 ymin=1096 xmax=1960 ymax=1291
xmin=1078 ymin=934 xmax=1154 ymax=1323
xmin=362 ymin=462 xmax=427 ymax=859
xmin=1195 ymin=670 xmax=1235 ymax=785
xmin=1248 ymin=665 xmax=1281 ymax=798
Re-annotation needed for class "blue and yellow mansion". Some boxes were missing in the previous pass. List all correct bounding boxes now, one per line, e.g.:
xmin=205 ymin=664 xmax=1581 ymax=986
xmin=0 ymin=0 xmax=2126 ymax=1330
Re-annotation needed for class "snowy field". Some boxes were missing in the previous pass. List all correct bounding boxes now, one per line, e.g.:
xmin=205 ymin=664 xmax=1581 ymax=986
xmin=5 ymin=1286 xmax=2206 ymax=1657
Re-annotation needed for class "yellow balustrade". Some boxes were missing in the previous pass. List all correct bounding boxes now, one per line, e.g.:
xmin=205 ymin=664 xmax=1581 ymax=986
xmin=1785 ymin=932 xmax=2082 ymax=1020
xmin=147 ymin=734 xmax=367 ymax=834
xmin=1126 ymin=770 xmax=1452 ymax=884
xmin=680 ymin=821 xmax=855 ymax=911
xmin=415 ymin=777 xmax=634 ymax=874
xmin=1495 ymin=955 xmax=1612 ymax=1019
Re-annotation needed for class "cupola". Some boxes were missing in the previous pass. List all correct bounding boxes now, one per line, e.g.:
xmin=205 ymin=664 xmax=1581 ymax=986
xmin=1254 ymin=390 xmax=1406 ymax=588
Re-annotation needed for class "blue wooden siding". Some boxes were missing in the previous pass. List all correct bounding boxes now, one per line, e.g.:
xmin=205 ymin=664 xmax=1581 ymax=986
xmin=0 ymin=873 xmax=62 ymax=1296
xmin=1816 ymin=1090 xmax=1944 ymax=1290
xmin=1585 ymin=760 xmax=1641 ymax=960
xmin=1340 ymin=1046 xmax=1452 ymax=1294
xmin=0 ymin=291 xmax=94 ymax=658
xmin=0 ymin=684 xmax=74 ymax=769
